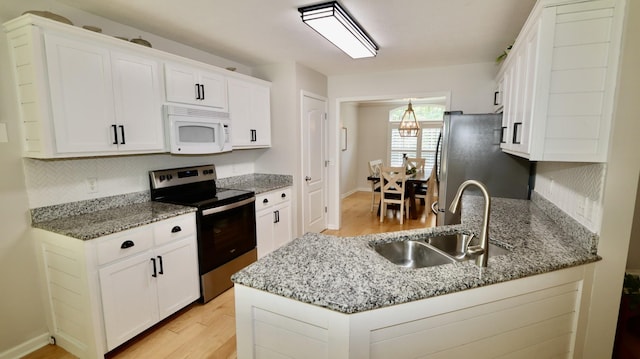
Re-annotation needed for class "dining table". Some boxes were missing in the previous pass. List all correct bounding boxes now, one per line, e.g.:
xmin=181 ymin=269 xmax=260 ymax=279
xmin=367 ymin=170 xmax=431 ymax=220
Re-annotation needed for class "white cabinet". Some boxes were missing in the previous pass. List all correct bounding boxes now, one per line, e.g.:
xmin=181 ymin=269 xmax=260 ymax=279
xmin=4 ymin=16 xmax=165 ymax=158
xmin=99 ymin=234 xmax=198 ymax=350
xmin=34 ymin=213 xmax=199 ymax=358
xmin=165 ymin=63 xmax=227 ymax=110
xmin=111 ymin=51 xmax=165 ymax=152
xmin=98 ymin=214 xmax=199 ymax=350
xmin=236 ymin=264 xmax=595 ymax=358
xmin=255 ymin=188 xmax=292 ymax=258
xmin=497 ymin=0 xmax=625 ymax=162
xmin=44 ymin=32 xmax=116 ymax=153
xmin=227 ymin=77 xmax=271 ymax=148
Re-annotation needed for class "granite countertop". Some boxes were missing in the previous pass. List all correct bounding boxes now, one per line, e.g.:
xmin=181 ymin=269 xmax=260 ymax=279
xmin=32 ymin=201 xmax=196 ymax=240
xmin=216 ymin=173 xmax=293 ymax=194
xmin=30 ymin=173 xmax=292 ymax=240
xmin=232 ymin=194 xmax=601 ymax=314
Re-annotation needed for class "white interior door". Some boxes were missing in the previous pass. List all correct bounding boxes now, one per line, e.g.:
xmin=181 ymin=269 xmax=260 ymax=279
xmin=302 ymin=94 xmax=327 ymax=233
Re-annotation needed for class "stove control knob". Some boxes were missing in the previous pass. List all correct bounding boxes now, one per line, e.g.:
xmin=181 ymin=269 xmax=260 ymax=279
xmin=159 ymin=175 xmax=166 ymax=181
xmin=167 ymin=174 xmax=173 ymax=181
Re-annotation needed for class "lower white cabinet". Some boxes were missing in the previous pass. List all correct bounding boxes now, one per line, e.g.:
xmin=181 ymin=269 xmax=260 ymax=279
xmin=255 ymin=188 xmax=292 ymax=258
xmin=236 ymin=264 xmax=595 ymax=359
xmin=34 ymin=213 xmax=199 ymax=358
xmin=99 ymin=235 xmax=198 ymax=350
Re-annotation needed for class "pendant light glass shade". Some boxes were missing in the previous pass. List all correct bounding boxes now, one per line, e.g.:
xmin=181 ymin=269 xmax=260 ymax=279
xmin=398 ymin=101 xmax=421 ymax=137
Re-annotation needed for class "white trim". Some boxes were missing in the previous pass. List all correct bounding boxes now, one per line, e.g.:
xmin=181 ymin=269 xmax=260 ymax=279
xmin=340 ymin=188 xmax=359 ymax=199
xmin=0 ymin=333 xmax=50 ymax=359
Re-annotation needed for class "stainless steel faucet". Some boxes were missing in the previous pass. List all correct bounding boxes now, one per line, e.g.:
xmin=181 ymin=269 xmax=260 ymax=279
xmin=449 ymin=180 xmax=491 ymax=267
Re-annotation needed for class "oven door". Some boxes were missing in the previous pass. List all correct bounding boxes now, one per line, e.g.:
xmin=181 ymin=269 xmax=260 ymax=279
xmin=198 ymin=197 xmax=256 ymax=275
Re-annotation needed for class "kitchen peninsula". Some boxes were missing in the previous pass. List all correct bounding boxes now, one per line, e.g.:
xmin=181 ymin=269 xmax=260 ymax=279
xmin=232 ymin=194 xmax=600 ymax=358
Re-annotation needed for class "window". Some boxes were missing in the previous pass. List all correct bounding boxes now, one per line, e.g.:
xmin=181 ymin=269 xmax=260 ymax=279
xmin=389 ymin=103 xmax=445 ymax=170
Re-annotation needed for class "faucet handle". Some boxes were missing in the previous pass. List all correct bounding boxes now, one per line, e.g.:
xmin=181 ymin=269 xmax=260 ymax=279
xmin=466 ymin=245 xmax=485 ymax=257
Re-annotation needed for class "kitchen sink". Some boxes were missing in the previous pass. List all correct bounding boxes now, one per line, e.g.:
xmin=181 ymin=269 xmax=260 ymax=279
xmin=372 ymin=233 xmax=510 ymax=268
xmin=373 ymin=240 xmax=454 ymax=268
xmin=426 ymin=233 xmax=510 ymax=260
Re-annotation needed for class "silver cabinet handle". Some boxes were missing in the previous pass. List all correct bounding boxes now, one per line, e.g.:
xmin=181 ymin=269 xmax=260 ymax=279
xmin=305 ymin=176 xmax=312 ymax=182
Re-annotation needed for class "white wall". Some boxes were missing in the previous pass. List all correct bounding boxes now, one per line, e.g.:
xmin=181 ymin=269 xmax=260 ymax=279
xmin=328 ymin=62 xmax=498 ymax=229
xmin=353 ymin=103 xmax=402 ymax=192
xmin=339 ymin=103 xmax=358 ymax=197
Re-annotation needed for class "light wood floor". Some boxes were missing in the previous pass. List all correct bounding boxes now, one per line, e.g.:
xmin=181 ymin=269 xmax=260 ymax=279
xmin=23 ymin=191 xmax=434 ymax=359
xmin=323 ymin=190 xmax=436 ymax=236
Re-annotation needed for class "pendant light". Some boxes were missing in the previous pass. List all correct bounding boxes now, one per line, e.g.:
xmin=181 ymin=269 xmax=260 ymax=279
xmin=398 ymin=100 xmax=420 ymax=137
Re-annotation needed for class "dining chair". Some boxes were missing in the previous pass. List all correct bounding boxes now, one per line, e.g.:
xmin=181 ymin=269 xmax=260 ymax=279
xmin=379 ymin=166 xmax=410 ymax=224
xmin=368 ymin=159 xmax=383 ymax=212
xmin=406 ymin=157 xmax=427 ymax=204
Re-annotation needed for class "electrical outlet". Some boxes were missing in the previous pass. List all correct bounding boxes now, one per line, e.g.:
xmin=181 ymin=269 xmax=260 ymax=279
xmin=86 ymin=177 xmax=98 ymax=193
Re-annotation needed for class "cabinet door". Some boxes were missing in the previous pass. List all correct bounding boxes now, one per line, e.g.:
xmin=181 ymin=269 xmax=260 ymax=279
xmin=256 ymin=208 xmax=275 ymax=259
xmin=228 ymin=78 xmax=253 ymax=146
xmin=99 ymin=250 xmax=158 ymax=350
xmin=199 ymin=70 xmax=227 ymax=110
xmin=164 ymin=63 xmax=200 ymax=105
xmin=273 ymin=202 xmax=292 ymax=249
xmin=165 ymin=63 xmax=227 ymax=110
xmin=44 ymin=32 xmax=117 ymax=153
xmin=111 ymin=51 xmax=165 ymax=152
xmin=512 ymin=20 xmax=541 ymax=155
xmin=228 ymin=78 xmax=271 ymax=148
xmin=499 ymin=66 xmax=513 ymax=151
xmin=155 ymin=237 xmax=200 ymax=320
xmin=250 ymin=84 xmax=271 ymax=147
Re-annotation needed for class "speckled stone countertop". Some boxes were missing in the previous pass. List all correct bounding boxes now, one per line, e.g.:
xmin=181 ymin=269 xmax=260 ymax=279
xmin=216 ymin=173 xmax=293 ymax=194
xmin=32 ymin=201 xmax=196 ymax=240
xmin=30 ymin=173 xmax=291 ymax=240
xmin=232 ymin=194 xmax=600 ymax=314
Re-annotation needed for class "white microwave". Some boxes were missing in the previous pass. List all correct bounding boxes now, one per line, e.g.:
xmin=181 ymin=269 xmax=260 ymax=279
xmin=165 ymin=104 xmax=232 ymax=154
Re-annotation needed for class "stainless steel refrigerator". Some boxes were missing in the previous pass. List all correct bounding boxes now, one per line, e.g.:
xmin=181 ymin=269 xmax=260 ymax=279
xmin=434 ymin=111 xmax=532 ymax=226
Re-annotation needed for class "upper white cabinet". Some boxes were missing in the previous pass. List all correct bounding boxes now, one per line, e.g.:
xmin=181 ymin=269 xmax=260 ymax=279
xmin=228 ymin=77 xmax=272 ymax=148
xmin=497 ymin=0 xmax=625 ymax=162
xmin=4 ymin=16 xmax=165 ymax=158
xmin=164 ymin=63 xmax=227 ymax=110
xmin=4 ymin=14 xmax=272 ymax=158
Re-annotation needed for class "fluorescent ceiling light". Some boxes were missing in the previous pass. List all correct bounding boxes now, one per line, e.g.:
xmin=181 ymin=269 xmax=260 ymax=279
xmin=298 ymin=1 xmax=378 ymax=59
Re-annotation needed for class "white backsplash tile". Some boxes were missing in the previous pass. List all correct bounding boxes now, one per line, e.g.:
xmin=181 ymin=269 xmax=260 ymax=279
xmin=24 ymin=152 xmax=257 ymax=208
xmin=534 ymin=162 xmax=606 ymax=233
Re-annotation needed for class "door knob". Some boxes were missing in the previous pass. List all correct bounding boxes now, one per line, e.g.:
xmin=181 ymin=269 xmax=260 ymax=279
xmin=305 ymin=176 xmax=312 ymax=182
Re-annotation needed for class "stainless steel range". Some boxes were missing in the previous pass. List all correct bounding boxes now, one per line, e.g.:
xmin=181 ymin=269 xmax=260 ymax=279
xmin=149 ymin=164 xmax=257 ymax=302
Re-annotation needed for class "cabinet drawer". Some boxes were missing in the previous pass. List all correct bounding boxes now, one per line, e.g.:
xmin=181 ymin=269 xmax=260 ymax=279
xmin=154 ymin=214 xmax=196 ymax=246
xmin=256 ymin=188 xmax=291 ymax=211
xmin=97 ymin=226 xmax=154 ymax=265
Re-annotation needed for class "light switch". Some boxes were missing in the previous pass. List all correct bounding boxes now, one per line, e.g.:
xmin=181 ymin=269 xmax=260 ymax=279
xmin=0 ymin=123 xmax=7 ymax=143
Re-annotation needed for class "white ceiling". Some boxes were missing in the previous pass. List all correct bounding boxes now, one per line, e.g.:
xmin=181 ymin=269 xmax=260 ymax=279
xmin=57 ymin=0 xmax=537 ymax=76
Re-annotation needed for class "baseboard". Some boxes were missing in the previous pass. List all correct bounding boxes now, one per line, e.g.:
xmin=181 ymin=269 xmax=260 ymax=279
xmin=340 ymin=189 xmax=358 ymax=199
xmin=0 ymin=332 xmax=50 ymax=359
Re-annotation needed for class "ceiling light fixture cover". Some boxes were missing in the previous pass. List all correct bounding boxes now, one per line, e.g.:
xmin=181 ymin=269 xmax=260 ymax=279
xmin=298 ymin=1 xmax=378 ymax=59
xmin=398 ymin=101 xmax=421 ymax=137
